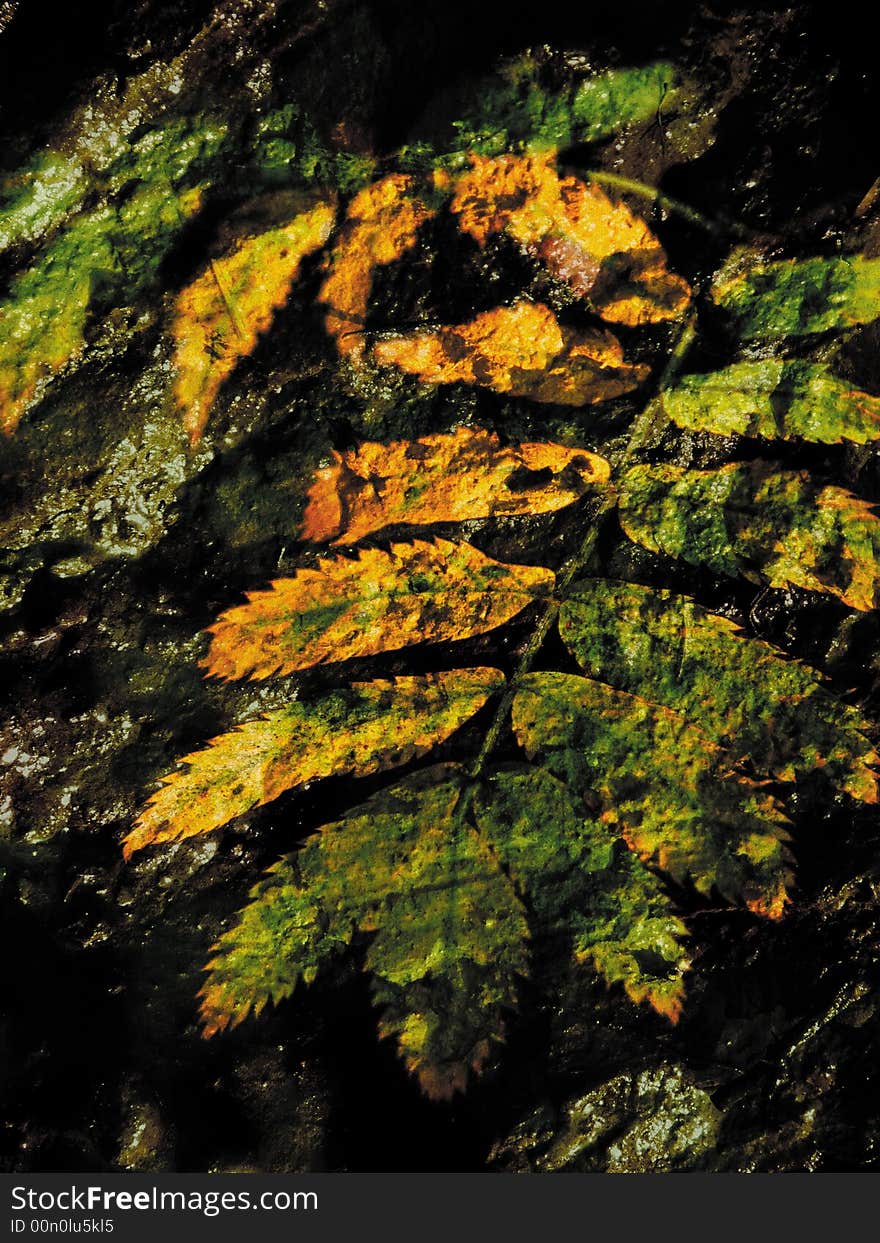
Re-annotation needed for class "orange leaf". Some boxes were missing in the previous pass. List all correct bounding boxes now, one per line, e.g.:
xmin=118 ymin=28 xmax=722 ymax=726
xmin=372 ymin=300 xmax=648 ymax=405
xmin=448 ymin=152 xmax=691 ymax=326
xmin=301 ymin=426 xmax=610 ymax=543
xmin=203 ymin=538 xmax=554 ymax=680
xmin=124 ymin=668 xmax=504 ymax=856
xmin=171 ymin=195 xmax=336 ymax=443
xmin=318 ymin=174 xmax=434 ymax=361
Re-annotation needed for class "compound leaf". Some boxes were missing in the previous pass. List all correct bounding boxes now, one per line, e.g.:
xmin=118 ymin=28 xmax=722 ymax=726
xmin=319 ymin=173 xmax=434 ymax=361
xmin=447 ymin=153 xmax=690 ymax=325
xmin=559 ymin=579 xmax=878 ymax=802
xmin=301 ymin=426 xmax=610 ymax=543
xmin=200 ymin=766 xmax=529 ymax=1099
xmin=125 ymin=669 xmax=503 ymax=857
xmin=513 ymin=672 xmax=793 ymax=917
xmin=662 ymin=360 xmax=880 ymax=444
xmin=474 ymin=766 xmax=689 ymax=1021
xmin=171 ymin=196 xmax=336 ymax=444
xmin=204 ymin=538 xmax=554 ymax=680
xmin=619 ymin=461 xmax=880 ymax=611
xmin=373 ymin=300 xmax=648 ymax=406
xmin=714 ymin=254 xmax=880 ymax=340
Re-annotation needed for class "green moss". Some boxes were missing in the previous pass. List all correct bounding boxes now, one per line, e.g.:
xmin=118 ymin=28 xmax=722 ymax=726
xmin=107 ymin=115 xmax=228 ymax=188
xmin=252 ymin=105 xmax=376 ymax=192
xmin=535 ymin=1064 xmax=722 ymax=1171
xmin=103 ymin=114 xmax=229 ymax=295
xmin=570 ymin=62 xmax=676 ymax=142
xmin=0 ymin=151 xmax=88 ymax=251
xmin=414 ymin=58 xmax=676 ymax=168
xmin=0 ymin=209 xmax=117 ymax=428
xmin=0 ymin=113 xmax=229 ymax=431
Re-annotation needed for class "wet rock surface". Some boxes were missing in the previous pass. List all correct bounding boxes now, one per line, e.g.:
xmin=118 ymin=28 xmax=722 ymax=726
xmin=2 ymin=0 xmax=879 ymax=1171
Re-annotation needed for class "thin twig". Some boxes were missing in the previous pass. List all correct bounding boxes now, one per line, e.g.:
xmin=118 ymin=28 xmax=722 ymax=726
xmin=585 ymin=170 xmax=759 ymax=242
xmin=207 ymin=257 xmax=247 ymax=342
xmin=454 ymin=310 xmax=698 ymax=818
xmin=166 ymin=178 xmax=247 ymax=341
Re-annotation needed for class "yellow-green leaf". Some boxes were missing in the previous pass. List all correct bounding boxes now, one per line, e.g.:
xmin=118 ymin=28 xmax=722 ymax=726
xmin=513 ymin=672 xmax=793 ymax=918
xmin=619 ymin=461 xmax=880 ymax=611
xmin=301 ymin=426 xmax=610 ymax=543
xmin=200 ymin=765 xmax=529 ymax=1099
xmin=124 ymin=669 xmax=503 ymax=857
xmin=203 ymin=538 xmax=554 ymax=681
xmin=559 ymin=579 xmax=878 ymax=803
xmin=714 ymin=254 xmax=880 ymax=340
xmin=662 ymin=360 xmax=880 ymax=444
xmin=171 ymin=195 xmax=336 ymax=444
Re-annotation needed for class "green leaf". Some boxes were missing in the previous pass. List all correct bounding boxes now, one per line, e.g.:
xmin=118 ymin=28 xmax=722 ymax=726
xmin=619 ymin=461 xmax=880 ymax=611
xmin=559 ymin=579 xmax=878 ymax=802
xmin=0 ymin=210 xmax=116 ymax=434
xmin=0 ymin=151 xmax=87 ymax=252
xmin=570 ymin=63 xmax=677 ymax=144
xmin=714 ymin=254 xmax=880 ymax=339
xmin=663 ymin=360 xmax=880 ymax=444
xmin=428 ymin=58 xmax=676 ymax=163
xmin=201 ymin=766 xmax=529 ymax=1100
xmin=0 ymin=115 xmax=227 ymax=434
xmin=474 ymin=766 xmax=689 ymax=1020
xmin=512 ymin=672 xmax=793 ymax=917
xmin=126 ymin=669 xmax=503 ymax=856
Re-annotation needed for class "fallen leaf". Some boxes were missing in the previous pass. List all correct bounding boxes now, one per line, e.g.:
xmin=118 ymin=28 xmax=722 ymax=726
xmin=203 ymin=538 xmax=554 ymax=680
xmin=301 ymin=426 xmax=610 ymax=543
xmin=318 ymin=173 xmax=434 ymax=361
xmin=560 ymin=578 xmax=878 ymax=802
xmin=475 ymin=766 xmax=689 ymax=1022
xmin=513 ymin=671 xmax=793 ymax=918
xmin=619 ymin=461 xmax=880 ymax=611
xmin=662 ymin=360 xmax=880 ymax=444
xmin=125 ymin=671 xmax=503 ymax=857
xmin=372 ymin=300 xmax=648 ymax=405
xmin=448 ymin=152 xmax=691 ymax=325
xmin=199 ymin=765 xmax=529 ymax=1099
xmin=714 ymin=254 xmax=880 ymax=339
xmin=171 ymin=196 xmax=336 ymax=443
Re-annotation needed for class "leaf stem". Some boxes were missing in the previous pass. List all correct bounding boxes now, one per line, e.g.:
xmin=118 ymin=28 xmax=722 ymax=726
xmin=460 ymin=309 xmax=698 ymax=800
xmin=585 ymin=170 xmax=758 ymax=241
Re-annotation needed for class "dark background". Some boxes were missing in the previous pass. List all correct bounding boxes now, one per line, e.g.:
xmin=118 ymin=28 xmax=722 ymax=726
xmin=2 ymin=0 xmax=880 ymax=1172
